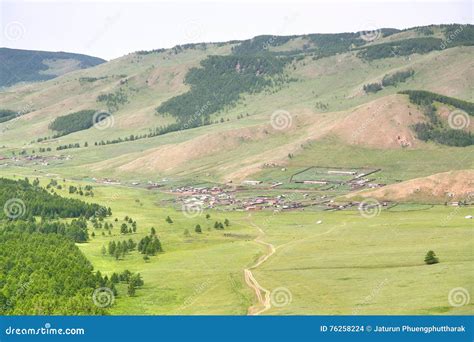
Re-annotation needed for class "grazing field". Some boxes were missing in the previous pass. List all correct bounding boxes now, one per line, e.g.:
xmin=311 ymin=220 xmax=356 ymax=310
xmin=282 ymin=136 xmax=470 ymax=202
xmin=248 ymin=207 xmax=474 ymax=315
xmin=2 ymin=171 xmax=471 ymax=315
xmin=48 ymin=178 xmax=474 ymax=315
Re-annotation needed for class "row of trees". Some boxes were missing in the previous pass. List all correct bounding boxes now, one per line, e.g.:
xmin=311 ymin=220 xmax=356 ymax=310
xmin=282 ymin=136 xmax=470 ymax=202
xmin=382 ymin=69 xmax=414 ymax=87
xmin=193 ymin=219 xmax=230 ymax=233
xmin=57 ymin=143 xmax=81 ymax=150
xmin=363 ymin=69 xmax=415 ymax=94
xmin=2 ymin=218 xmax=90 ymax=242
xmin=400 ymin=90 xmax=474 ymax=115
xmin=105 ymin=239 xmax=137 ymax=259
xmin=363 ymin=83 xmax=383 ymax=94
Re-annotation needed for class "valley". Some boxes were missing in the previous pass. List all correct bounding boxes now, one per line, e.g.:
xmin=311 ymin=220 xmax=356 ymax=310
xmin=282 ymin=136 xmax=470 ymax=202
xmin=0 ymin=24 xmax=473 ymax=316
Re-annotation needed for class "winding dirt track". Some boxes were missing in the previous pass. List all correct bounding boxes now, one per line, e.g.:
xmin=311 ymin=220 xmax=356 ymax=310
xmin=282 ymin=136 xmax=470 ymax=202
xmin=242 ymin=218 xmax=346 ymax=315
xmin=244 ymin=218 xmax=276 ymax=315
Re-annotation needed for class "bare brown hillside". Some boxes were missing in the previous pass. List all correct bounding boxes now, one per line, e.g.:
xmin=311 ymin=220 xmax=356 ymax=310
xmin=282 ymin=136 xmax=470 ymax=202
xmin=87 ymin=94 xmax=430 ymax=179
xmin=327 ymin=94 xmax=426 ymax=148
xmin=348 ymin=170 xmax=474 ymax=202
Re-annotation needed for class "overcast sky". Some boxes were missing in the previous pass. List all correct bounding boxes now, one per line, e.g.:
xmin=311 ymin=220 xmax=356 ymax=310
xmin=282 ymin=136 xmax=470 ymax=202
xmin=1 ymin=0 xmax=472 ymax=60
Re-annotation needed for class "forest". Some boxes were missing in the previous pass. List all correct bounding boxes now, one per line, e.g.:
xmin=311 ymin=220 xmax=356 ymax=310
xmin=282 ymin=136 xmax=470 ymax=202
xmin=0 ymin=109 xmax=17 ymax=123
xmin=442 ymin=24 xmax=474 ymax=48
xmin=231 ymin=35 xmax=296 ymax=55
xmin=357 ymin=25 xmax=474 ymax=61
xmin=96 ymin=88 xmax=129 ymax=112
xmin=2 ymin=219 xmax=90 ymax=243
xmin=0 ymin=48 xmax=105 ymax=88
xmin=0 ymin=178 xmax=122 ymax=314
xmin=412 ymin=122 xmax=474 ymax=146
xmin=357 ymin=37 xmax=444 ymax=60
xmin=401 ymin=91 xmax=474 ymax=147
xmin=49 ymin=109 xmax=106 ymax=137
xmin=0 ymin=178 xmax=109 ymax=220
xmin=156 ymin=54 xmax=289 ymax=128
xmin=231 ymin=29 xmax=399 ymax=59
xmin=0 ymin=232 xmax=110 ymax=315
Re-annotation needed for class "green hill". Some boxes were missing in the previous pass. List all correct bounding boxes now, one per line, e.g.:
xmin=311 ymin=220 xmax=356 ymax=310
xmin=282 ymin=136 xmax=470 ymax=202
xmin=0 ymin=48 xmax=106 ymax=88
xmin=1 ymin=24 xmax=472 ymax=182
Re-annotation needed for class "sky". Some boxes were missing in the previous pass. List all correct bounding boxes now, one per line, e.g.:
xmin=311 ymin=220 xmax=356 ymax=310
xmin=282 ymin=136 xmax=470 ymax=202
xmin=0 ymin=0 xmax=472 ymax=60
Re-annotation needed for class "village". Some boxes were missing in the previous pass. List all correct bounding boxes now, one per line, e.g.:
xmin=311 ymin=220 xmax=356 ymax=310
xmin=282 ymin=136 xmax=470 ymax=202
xmin=166 ymin=166 xmax=391 ymax=212
xmin=3 ymin=154 xmax=469 ymax=211
xmin=0 ymin=153 xmax=72 ymax=168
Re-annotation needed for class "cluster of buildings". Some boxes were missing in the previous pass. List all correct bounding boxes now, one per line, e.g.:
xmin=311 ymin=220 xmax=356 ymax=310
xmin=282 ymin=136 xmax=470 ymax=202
xmin=349 ymin=178 xmax=386 ymax=190
xmin=292 ymin=168 xmax=385 ymax=190
xmin=170 ymin=186 xmax=306 ymax=211
xmin=171 ymin=186 xmax=235 ymax=209
xmin=1 ymin=154 xmax=71 ymax=167
xmin=242 ymin=195 xmax=304 ymax=211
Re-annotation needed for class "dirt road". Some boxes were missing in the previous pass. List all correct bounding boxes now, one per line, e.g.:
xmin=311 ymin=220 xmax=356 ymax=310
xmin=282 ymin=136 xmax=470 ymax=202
xmin=244 ymin=218 xmax=276 ymax=315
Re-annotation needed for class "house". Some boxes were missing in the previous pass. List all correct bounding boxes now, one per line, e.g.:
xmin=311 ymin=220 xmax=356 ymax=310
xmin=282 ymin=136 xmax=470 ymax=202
xmin=328 ymin=170 xmax=356 ymax=175
xmin=303 ymin=180 xmax=328 ymax=184
xmin=242 ymin=180 xmax=262 ymax=186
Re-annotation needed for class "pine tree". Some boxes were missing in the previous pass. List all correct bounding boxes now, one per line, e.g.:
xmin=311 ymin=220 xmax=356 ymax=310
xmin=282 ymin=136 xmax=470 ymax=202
xmin=120 ymin=223 xmax=128 ymax=234
xmin=424 ymin=250 xmax=439 ymax=265
xmin=127 ymin=282 xmax=136 ymax=296
xmin=108 ymin=241 xmax=116 ymax=256
xmin=195 ymin=224 xmax=202 ymax=233
xmin=111 ymin=273 xmax=119 ymax=284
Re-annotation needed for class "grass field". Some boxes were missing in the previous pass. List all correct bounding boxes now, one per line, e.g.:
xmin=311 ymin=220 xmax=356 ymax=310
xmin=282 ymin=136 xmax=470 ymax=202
xmin=248 ymin=207 xmax=473 ymax=315
xmin=2 ymin=171 xmax=471 ymax=315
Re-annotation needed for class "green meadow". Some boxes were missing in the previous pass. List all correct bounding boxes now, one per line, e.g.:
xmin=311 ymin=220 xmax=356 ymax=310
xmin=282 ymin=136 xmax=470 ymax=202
xmin=2 ymin=172 xmax=471 ymax=315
